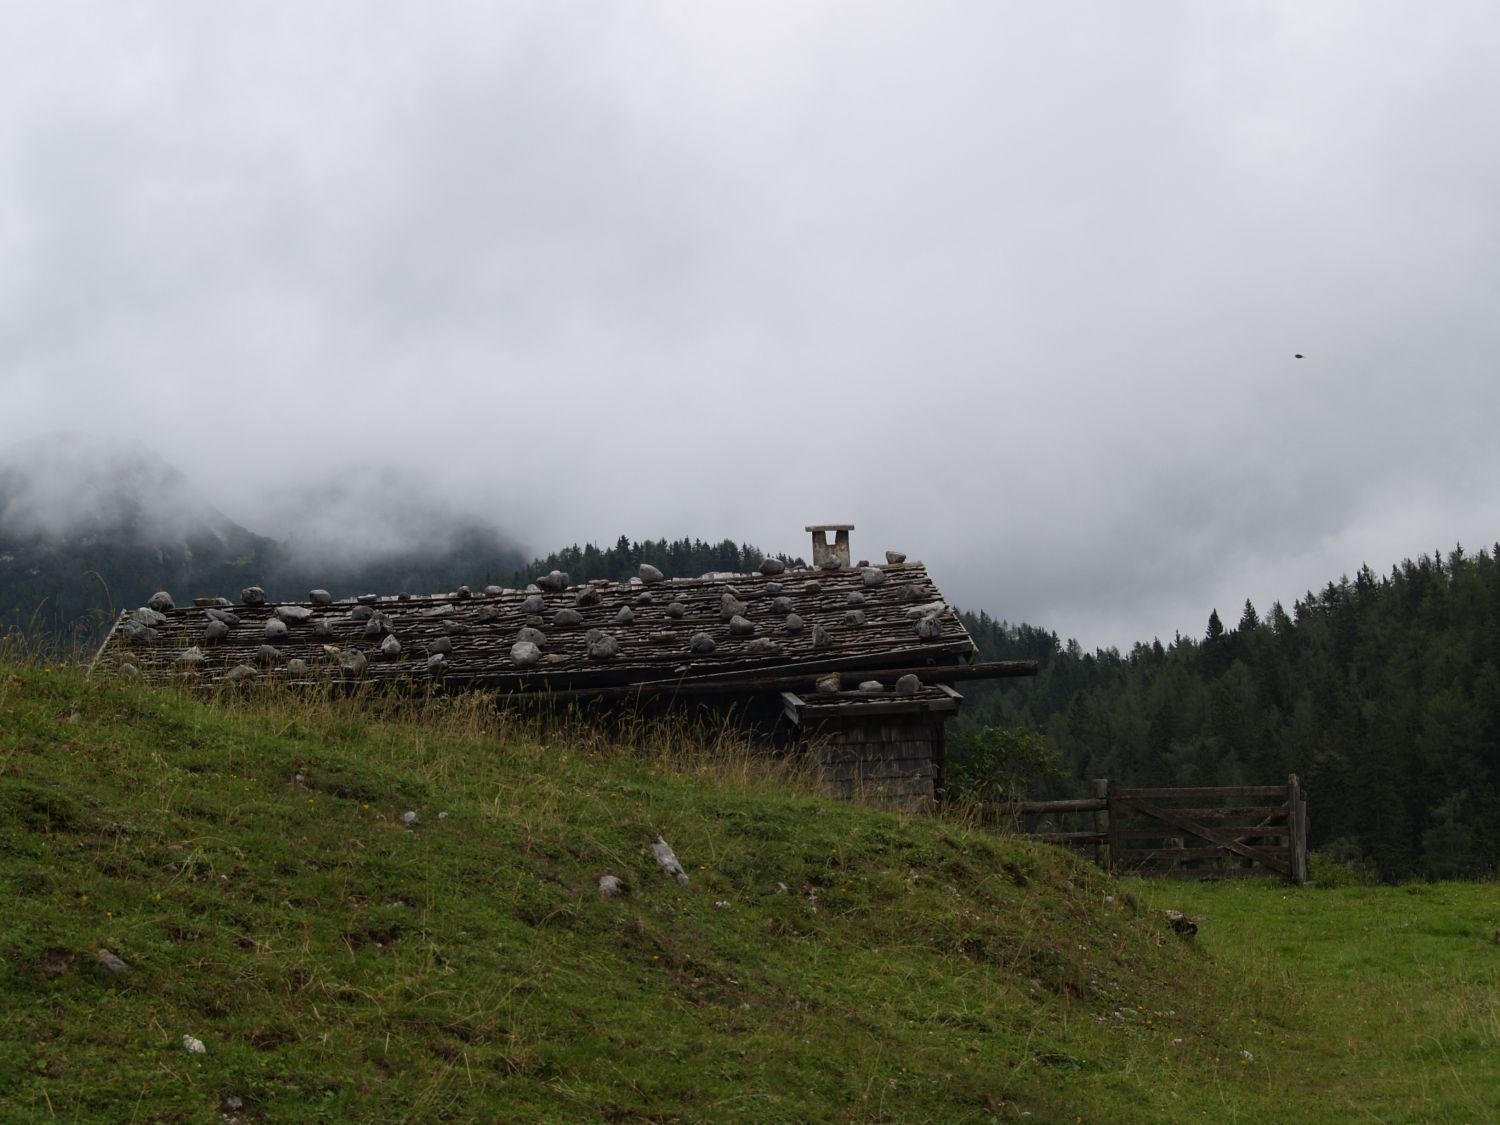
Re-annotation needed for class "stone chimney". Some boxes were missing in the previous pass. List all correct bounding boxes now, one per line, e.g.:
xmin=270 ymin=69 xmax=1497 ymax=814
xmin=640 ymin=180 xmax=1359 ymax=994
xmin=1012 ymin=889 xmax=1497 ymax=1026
xmin=805 ymin=524 xmax=853 ymax=568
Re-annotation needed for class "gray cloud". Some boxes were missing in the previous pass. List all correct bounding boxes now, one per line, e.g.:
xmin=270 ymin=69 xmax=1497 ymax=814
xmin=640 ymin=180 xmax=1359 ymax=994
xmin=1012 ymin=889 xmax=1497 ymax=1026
xmin=2 ymin=2 xmax=1498 ymax=648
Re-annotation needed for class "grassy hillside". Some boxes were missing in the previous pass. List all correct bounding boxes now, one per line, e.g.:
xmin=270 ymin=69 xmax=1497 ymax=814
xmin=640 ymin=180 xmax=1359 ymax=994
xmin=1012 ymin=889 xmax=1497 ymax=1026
xmin=0 ymin=658 xmax=1494 ymax=1122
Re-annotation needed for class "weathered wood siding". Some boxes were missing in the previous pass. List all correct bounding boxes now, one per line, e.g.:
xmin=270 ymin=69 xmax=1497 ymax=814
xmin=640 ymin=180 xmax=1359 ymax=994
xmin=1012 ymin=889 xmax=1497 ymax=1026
xmin=812 ymin=717 xmax=946 ymax=811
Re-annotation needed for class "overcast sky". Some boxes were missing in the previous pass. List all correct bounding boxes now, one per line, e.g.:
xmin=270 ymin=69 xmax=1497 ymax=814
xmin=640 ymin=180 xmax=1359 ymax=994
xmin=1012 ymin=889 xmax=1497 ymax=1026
xmin=2 ymin=2 xmax=1498 ymax=650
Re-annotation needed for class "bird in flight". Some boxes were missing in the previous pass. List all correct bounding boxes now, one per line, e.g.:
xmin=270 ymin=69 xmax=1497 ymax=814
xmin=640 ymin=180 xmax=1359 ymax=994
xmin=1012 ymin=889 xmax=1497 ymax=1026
xmin=1294 ymin=353 xmax=1304 ymax=359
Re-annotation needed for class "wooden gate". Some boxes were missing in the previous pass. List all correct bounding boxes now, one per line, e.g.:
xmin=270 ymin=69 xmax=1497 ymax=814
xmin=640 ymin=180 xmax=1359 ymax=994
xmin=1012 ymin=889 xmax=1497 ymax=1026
xmin=1004 ymin=775 xmax=1308 ymax=883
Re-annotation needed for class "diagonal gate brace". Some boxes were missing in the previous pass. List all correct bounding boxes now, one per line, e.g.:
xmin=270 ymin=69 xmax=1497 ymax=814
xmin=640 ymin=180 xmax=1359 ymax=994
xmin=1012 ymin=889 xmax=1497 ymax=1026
xmin=1115 ymin=798 xmax=1291 ymax=876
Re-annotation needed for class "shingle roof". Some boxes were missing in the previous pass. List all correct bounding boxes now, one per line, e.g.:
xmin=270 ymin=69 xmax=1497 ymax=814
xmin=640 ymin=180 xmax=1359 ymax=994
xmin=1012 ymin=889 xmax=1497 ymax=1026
xmin=95 ymin=560 xmax=978 ymax=694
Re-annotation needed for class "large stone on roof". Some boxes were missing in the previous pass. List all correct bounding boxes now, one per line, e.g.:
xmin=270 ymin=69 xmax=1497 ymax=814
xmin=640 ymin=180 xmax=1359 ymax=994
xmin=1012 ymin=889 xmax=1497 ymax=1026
xmin=846 ymin=591 xmax=866 ymax=606
xmin=536 ymin=570 xmax=569 ymax=592
xmin=363 ymin=615 xmax=391 ymax=639
xmin=350 ymin=604 xmax=376 ymax=620
xmin=456 ymin=585 xmax=472 ymax=600
xmin=204 ymin=607 xmax=240 ymax=627
xmin=576 ymin=586 xmax=602 ymax=607
xmin=203 ymin=619 xmax=229 ymax=644
xmin=510 ymin=641 xmax=541 ymax=667
xmin=745 ymin=638 xmax=780 ymax=656
xmin=286 ymin=658 xmax=309 ymax=677
xmin=896 ymin=674 xmax=921 ymax=694
xmin=309 ymin=589 xmax=332 ymax=605
xmin=587 ymin=634 xmax=619 ymax=660
xmin=765 ymin=581 xmax=783 ymax=595
xmin=639 ymin=564 xmax=665 ymax=584
xmin=759 ymin=557 xmax=786 ymax=575
xmin=554 ymin=608 xmax=583 ymax=627
xmin=858 ymin=680 xmax=885 ymax=694
xmin=131 ymin=607 xmax=167 ymax=626
xmin=862 ymin=567 xmax=887 ymax=587
xmin=121 ymin=621 xmax=160 ymax=645
xmin=689 ymin=632 xmax=717 ymax=654
xmin=843 ymin=610 xmax=866 ymax=627
xmin=728 ymin=615 xmax=754 ymax=636
xmin=241 ymin=586 xmax=267 ymax=606
xmin=816 ymin=673 xmax=841 ymax=694
xmin=521 ymin=594 xmax=546 ymax=615
xmin=311 ymin=618 xmax=332 ymax=638
xmin=615 ymin=606 xmax=634 ymax=625
xmin=256 ymin=644 xmax=282 ymax=665
xmin=147 ymin=591 xmax=175 ymax=612
xmin=665 ymin=602 xmax=687 ymax=619
xmin=484 ymin=585 xmax=503 ymax=596
xmin=783 ymin=614 xmax=805 ymax=634
xmin=426 ymin=653 xmax=446 ymax=674
xmin=805 ymin=581 xmax=822 ymax=595
xmin=886 ymin=551 xmax=907 ymax=564
xmin=915 ymin=616 xmax=943 ymax=639
xmin=174 ymin=646 xmax=204 ymax=666
xmin=427 ymin=636 xmax=453 ymax=654
xmin=812 ymin=624 xmax=833 ymax=648
xmin=820 ymin=558 xmax=843 ymax=571
xmin=379 ymin=635 xmax=402 ymax=658
xmin=770 ymin=596 xmax=793 ymax=614
xmin=225 ymin=664 xmax=258 ymax=683
xmin=516 ymin=626 xmax=545 ymax=647
xmin=276 ymin=605 xmax=314 ymax=624
xmin=340 ymin=650 xmax=368 ymax=675
xmin=264 ymin=619 xmax=289 ymax=640
xmin=720 ymin=597 xmax=747 ymax=621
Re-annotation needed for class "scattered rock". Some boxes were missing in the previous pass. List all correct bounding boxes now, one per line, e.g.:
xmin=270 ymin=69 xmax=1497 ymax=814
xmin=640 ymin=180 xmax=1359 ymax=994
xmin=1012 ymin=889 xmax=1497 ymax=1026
xmin=858 ymin=680 xmax=885 ymax=694
xmin=514 ymin=627 xmax=544 ymax=647
xmin=843 ymin=610 xmax=867 ymax=627
xmin=276 ymin=605 xmax=314 ymax=624
xmin=771 ymin=596 xmax=794 ymax=614
xmin=885 ymin=551 xmax=907 ymax=564
xmin=812 ymin=624 xmax=833 ymax=648
xmin=665 ymin=601 xmax=687 ymax=619
xmin=240 ymin=587 xmax=267 ymax=606
xmin=121 ymin=621 xmax=159 ymax=645
xmin=846 ymin=591 xmax=866 ymax=605
xmin=1164 ymin=909 xmax=1198 ymax=938
xmin=442 ymin=619 xmax=469 ymax=635
xmin=815 ymin=673 xmax=841 ymax=694
xmin=427 ymin=636 xmax=454 ymax=655
xmin=95 ymin=948 xmax=127 ymax=975
xmin=720 ymin=597 xmax=747 ymax=621
xmin=906 ymin=601 xmax=948 ymax=619
xmin=636 ymin=592 xmax=653 ymax=604
xmin=510 ymin=641 xmax=541 ymax=667
xmin=805 ymin=581 xmax=822 ymax=595
xmin=147 ymin=591 xmax=175 ymax=612
xmin=521 ymin=594 xmax=546 ymax=615
xmin=651 ymin=836 xmax=691 ymax=886
xmin=598 ymin=874 xmax=629 ymax=899
xmin=745 ymin=638 xmax=780 ymax=656
xmin=576 ymin=586 xmax=602 ymax=607
xmin=536 ymin=570 xmax=569 ymax=592
xmin=309 ymin=589 xmax=332 ymax=605
xmin=132 ymin=607 xmax=168 ymax=627
xmin=455 ymin=585 xmax=472 ymax=600
xmin=182 ymin=1035 xmax=206 ymax=1055
xmin=587 ymin=634 xmax=619 ymax=660
xmin=204 ymin=607 xmax=241 ymax=627
xmin=224 ymin=664 xmax=258 ymax=684
xmin=379 ymin=635 xmax=402 ymax=659
xmin=615 ymin=606 xmax=634 ymax=625
xmin=759 ymin=557 xmax=786 ymax=575
xmin=861 ymin=567 xmax=887 ymax=587
xmin=689 ymin=632 xmax=717 ymax=654
xmin=484 ymin=585 xmax=503 ymax=596
xmin=350 ymin=604 xmax=375 ymax=621
xmin=264 ymin=619 xmax=289 ymax=640
xmin=639 ymin=564 xmax=665 ymax=584
xmin=585 ymin=628 xmax=605 ymax=644
xmin=783 ymin=614 xmax=805 ymax=634
xmin=765 ymin=581 xmax=784 ymax=595
xmin=896 ymin=674 xmax=921 ymax=694
xmin=403 ymin=810 xmax=417 ymax=825
xmin=553 ymin=608 xmax=583 ymax=627
xmin=203 ymin=620 xmax=229 ymax=644
xmin=728 ymin=615 xmax=755 ymax=636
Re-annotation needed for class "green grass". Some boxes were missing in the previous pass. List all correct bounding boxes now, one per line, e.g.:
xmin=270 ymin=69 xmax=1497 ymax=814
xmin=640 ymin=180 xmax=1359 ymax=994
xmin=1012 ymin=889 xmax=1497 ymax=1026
xmin=0 ymin=656 xmax=1495 ymax=1122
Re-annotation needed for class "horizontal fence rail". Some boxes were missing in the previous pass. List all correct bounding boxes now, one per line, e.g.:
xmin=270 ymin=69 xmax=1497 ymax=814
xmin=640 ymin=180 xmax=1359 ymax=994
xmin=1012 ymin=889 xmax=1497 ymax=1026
xmin=991 ymin=775 xmax=1308 ymax=884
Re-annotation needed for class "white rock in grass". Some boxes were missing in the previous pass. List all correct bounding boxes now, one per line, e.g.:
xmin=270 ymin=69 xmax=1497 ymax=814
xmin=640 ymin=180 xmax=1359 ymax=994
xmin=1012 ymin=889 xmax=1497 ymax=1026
xmin=402 ymin=811 xmax=417 ymax=825
xmin=95 ymin=949 xmax=128 ymax=975
xmin=598 ymin=874 xmax=628 ymax=899
xmin=182 ymin=1034 xmax=206 ymax=1055
xmin=651 ymin=837 xmax=690 ymax=886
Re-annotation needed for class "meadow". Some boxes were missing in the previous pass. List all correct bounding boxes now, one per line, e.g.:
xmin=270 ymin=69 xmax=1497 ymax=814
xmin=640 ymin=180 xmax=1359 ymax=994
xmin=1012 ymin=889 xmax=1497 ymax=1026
xmin=0 ymin=654 xmax=1495 ymax=1122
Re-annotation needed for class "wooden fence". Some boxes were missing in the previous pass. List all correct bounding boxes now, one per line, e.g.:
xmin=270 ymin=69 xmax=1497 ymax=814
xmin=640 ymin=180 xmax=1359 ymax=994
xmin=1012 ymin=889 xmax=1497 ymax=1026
xmin=1000 ymin=775 xmax=1308 ymax=883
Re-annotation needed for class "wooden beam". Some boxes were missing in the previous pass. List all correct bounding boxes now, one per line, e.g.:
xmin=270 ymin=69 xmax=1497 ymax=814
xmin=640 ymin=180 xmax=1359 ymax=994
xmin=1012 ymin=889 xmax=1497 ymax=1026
xmin=1113 ymin=798 xmax=1291 ymax=875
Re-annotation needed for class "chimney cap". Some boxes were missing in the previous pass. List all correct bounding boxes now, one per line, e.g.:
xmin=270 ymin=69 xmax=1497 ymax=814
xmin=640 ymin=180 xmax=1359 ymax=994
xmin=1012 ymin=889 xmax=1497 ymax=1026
xmin=804 ymin=524 xmax=854 ymax=532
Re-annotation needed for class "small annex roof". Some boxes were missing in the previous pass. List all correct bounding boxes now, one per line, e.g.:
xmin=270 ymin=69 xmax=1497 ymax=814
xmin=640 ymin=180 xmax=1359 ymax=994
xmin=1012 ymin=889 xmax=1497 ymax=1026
xmin=93 ymin=559 xmax=979 ymax=695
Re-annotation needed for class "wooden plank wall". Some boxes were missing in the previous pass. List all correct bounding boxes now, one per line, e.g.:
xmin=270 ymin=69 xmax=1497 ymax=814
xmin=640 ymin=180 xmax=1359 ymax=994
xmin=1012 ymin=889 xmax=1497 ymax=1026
xmin=813 ymin=717 xmax=945 ymax=812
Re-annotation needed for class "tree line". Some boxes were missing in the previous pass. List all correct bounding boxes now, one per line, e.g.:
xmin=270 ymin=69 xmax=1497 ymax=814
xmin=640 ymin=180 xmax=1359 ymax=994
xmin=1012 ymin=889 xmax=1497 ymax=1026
xmin=957 ymin=544 xmax=1500 ymax=881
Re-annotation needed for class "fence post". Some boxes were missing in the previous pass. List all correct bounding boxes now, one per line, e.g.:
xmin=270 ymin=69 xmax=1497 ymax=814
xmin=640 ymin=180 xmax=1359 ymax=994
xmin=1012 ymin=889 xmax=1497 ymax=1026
xmin=1297 ymin=784 xmax=1309 ymax=884
xmin=1091 ymin=778 xmax=1111 ymax=871
xmin=1287 ymin=774 xmax=1306 ymax=884
xmin=1105 ymin=779 xmax=1121 ymax=874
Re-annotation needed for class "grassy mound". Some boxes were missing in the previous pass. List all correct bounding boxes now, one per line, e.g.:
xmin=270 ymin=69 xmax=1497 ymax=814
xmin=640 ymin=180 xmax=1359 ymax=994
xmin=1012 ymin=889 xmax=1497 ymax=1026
xmin=0 ymin=658 xmax=1401 ymax=1122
